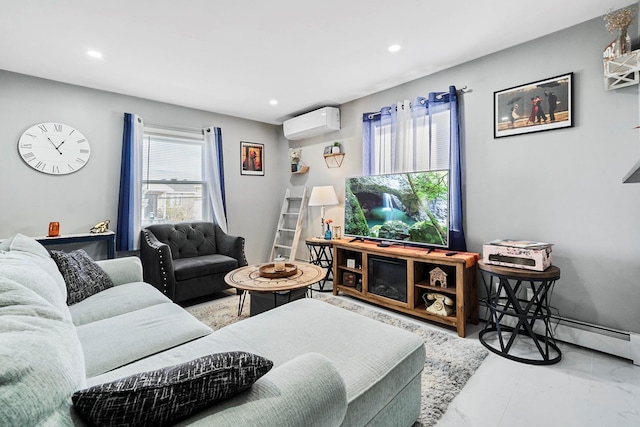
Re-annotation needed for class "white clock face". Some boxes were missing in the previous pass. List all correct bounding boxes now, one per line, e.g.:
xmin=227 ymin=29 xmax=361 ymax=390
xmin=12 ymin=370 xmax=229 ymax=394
xmin=18 ymin=122 xmax=91 ymax=175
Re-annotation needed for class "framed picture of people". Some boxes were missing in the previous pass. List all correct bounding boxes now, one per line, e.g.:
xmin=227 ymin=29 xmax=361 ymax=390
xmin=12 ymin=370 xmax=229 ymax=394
xmin=240 ymin=141 xmax=264 ymax=176
xmin=494 ymin=72 xmax=573 ymax=138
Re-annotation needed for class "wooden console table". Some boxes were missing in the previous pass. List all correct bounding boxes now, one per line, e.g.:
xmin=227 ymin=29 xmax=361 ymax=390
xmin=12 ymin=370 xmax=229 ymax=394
xmin=36 ymin=231 xmax=116 ymax=259
xmin=332 ymin=239 xmax=479 ymax=337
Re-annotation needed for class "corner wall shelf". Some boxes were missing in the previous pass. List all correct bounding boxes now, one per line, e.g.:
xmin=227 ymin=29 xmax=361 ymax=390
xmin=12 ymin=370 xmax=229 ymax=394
xmin=324 ymin=153 xmax=345 ymax=168
xmin=291 ymin=165 xmax=309 ymax=174
xmin=604 ymin=50 xmax=640 ymax=90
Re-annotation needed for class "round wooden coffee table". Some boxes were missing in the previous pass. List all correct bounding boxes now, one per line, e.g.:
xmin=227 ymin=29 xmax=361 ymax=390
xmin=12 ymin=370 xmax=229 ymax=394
xmin=224 ymin=261 xmax=325 ymax=316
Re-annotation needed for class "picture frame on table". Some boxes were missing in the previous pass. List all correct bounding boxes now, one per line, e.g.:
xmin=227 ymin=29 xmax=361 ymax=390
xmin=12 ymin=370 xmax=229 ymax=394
xmin=241 ymin=141 xmax=264 ymax=176
xmin=493 ymin=72 xmax=573 ymax=139
xmin=323 ymin=145 xmax=333 ymax=155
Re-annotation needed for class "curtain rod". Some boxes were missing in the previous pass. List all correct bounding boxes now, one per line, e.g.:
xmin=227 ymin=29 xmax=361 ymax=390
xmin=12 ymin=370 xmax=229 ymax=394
xmin=435 ymin=86 xmax=470 ymax=100
xmin=144 ymin=123 xmax=204 ymax=134
xmin=366 ymin=86 xmax=470 ymax=118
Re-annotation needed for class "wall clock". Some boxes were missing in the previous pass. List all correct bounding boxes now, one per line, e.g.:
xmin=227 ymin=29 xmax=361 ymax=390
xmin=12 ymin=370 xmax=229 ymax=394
xmin=17 ymin=122 xmax=91 ymax=175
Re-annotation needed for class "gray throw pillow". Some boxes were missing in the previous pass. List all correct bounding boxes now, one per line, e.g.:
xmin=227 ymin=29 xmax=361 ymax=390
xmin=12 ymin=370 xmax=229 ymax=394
xmin=50 ymin=249 xmax=114 ymax=305
xmin=72 ymin=351 xmax=273 ymax=427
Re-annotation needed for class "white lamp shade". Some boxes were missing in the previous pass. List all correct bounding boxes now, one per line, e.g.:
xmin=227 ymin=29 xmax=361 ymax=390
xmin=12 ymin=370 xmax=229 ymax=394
xmin=308 ymin=186 xmax=339 ymax=206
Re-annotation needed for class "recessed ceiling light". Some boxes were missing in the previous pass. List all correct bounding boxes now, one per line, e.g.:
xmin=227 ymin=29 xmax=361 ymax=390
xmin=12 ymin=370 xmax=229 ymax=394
xmin=388 ymin=44 xmax=402 ymax=53
xmin=87 ymin=50 xmax=103 ymax=59
xmin=269 ymin=99 xmax=278 ymax=106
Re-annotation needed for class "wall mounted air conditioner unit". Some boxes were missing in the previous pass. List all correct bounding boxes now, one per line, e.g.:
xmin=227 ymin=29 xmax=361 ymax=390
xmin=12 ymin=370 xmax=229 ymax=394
xmin=283 ymin=107 xmax=340 ymax=140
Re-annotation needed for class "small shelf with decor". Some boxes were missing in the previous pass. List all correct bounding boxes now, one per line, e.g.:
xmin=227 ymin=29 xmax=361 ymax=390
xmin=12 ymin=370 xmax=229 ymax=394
xmin=289 ymin=147 xmax=309 ymax=174
xmin=291 ymin=165 xmax=309 ymax=174
xmin=324 ymin=153 xmax=345 ymax=168
xmin=333 ymin=246 xmax=363 ymax=294
xmin=604 ymin=50 xmax=640 ymax=90
xmin=602 ymin=8 xmax=637 ymax=90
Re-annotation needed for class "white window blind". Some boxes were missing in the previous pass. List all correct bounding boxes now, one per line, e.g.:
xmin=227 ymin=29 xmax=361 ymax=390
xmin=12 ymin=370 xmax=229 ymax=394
xmin=141 ymin=131 xmax=208 ymax=226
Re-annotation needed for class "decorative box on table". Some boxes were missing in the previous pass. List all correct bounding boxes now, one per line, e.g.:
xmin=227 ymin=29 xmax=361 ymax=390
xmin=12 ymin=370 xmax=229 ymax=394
xmin=342 ymin=272 xmax=356 ymax=286
xmin=482 ymin=239 xmax=553 ymax=271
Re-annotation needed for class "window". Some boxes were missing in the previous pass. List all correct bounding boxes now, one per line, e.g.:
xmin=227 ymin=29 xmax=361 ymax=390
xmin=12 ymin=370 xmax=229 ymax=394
xmin=141 ymin=130 xmax=208 ymax=226
xmin=365 ymin=101 xmax=451 ymax=175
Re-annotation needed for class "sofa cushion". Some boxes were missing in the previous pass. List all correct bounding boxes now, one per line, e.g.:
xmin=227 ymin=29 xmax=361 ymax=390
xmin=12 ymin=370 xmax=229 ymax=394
xmin=78 ymin=302 xmax=213 ymax=377
xmin=0 ymin=233 xmax=68 ymax=301
xmin=50 ymin=249 xmax=114 ymax=305
xmin=173 ymin=254 xmax=238 ymax=281
xmin=69 ymin=281 xmax=171 ymax=326
xmin=0 ymin=256 xmax=71 ymax=322
xmin=0 ymin=276 xmax=86 ymax=426
xmin=72 ymin=351 xmax=272 ymax=427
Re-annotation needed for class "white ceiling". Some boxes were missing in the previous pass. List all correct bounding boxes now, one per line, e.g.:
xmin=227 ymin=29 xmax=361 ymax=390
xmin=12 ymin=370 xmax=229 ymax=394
xmin=0 ymin=0 xmax=634 ymax=125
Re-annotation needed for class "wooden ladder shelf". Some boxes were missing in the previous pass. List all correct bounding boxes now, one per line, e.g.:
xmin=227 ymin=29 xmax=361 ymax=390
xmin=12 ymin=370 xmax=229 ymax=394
xmin=269 ymin=187 xmax=309 ymax=262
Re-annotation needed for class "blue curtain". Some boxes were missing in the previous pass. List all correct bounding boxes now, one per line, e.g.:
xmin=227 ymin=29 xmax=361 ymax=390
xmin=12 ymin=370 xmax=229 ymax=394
xmin=442 ymin=87 xmax=466 ymax=251
xmin=116 ymin=113 xmax=143 ymax=251
xmin=203 ymin=126 xmax=228 ymax=232
xmin=362 ymin=86 xmax=466 ymax=251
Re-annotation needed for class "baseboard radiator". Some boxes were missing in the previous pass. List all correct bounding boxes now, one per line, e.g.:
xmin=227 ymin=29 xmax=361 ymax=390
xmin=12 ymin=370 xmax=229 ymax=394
xmin=478 ymin=303 xmax=639 ymax=366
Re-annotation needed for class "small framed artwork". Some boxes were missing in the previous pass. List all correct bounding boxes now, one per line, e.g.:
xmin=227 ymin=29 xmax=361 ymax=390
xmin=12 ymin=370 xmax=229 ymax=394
xmin=241 ymin=141 xmax=264 ymax=176
xmin=323 ymin=145 xmax=333 ymax=155
xmin=494 ymin=72 xmax=573 ymax=138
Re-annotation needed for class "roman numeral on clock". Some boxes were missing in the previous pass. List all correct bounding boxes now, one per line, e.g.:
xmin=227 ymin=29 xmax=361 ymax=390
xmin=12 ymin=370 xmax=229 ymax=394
xmin=38 ymin=124 xmax=48 ymax=133
xmin=54 ymin=124 xmax=63 ymax=132
xmin=22 ymin=152 xmax=35 ymax=161
xmin=52 ymin=165 xmax=59 ymax=174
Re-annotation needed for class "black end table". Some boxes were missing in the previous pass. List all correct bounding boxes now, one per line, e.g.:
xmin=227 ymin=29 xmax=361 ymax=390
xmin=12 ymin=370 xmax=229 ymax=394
xmin=305 ymin=237 xmax=334 ymax=292
xmin=478 ymin=261 xmax=562 ymax=365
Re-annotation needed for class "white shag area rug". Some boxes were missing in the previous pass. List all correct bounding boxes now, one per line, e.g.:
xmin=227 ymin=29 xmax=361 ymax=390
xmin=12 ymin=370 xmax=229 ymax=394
xmin=186 ymin=292 xmax=488 ymax=427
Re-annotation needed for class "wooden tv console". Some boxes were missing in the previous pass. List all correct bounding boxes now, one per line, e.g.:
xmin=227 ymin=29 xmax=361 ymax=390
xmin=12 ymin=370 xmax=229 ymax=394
xmin=332 ymin=239 xmax=480 ymax=337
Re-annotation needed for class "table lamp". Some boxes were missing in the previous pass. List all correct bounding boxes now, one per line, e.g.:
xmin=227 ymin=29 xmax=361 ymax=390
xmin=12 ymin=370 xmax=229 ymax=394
xmin=308 ymin=185 xmax=339 ymax=238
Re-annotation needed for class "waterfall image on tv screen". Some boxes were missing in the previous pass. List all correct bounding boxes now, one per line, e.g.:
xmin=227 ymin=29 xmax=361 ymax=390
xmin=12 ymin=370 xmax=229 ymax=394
xmin=344 ymin=170 xmax=449 ymax=248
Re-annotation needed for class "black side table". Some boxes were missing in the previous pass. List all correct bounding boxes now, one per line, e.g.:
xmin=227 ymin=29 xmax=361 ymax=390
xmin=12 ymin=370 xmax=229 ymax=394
xmin=478 ymin=261 xmax=561 ymax=365
xmin=305 ymin=237 xmax=334 ymax=292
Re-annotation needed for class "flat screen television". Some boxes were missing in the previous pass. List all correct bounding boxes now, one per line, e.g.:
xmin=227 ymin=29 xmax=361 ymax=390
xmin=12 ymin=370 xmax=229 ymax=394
xmin=344 ymin=170 xmax=450 ymax=248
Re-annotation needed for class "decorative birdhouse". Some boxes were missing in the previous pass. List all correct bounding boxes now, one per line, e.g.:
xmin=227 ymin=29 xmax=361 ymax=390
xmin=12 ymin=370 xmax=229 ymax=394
xmin=429 ymin=267 xmax=448 ymax=288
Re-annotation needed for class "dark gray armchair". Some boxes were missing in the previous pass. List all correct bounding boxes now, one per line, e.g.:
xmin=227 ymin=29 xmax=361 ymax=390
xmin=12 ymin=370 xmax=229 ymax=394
xmin=140 ymin=221 xmax=247 ymax=303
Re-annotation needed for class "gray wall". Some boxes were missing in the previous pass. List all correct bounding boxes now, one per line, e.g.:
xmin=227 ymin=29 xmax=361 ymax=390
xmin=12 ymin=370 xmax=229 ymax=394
xmin=0 ymin=71 xmax=285 ymax=263
xmin=286 ymin=16 xmax=640 ymax=333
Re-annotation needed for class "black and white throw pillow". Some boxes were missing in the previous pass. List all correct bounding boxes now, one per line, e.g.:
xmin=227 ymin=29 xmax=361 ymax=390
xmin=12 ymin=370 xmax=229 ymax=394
xmin=72 ymin=351 xmax=274 ymax=427
xmin=50 ymin=249 xmax=114 ymax=305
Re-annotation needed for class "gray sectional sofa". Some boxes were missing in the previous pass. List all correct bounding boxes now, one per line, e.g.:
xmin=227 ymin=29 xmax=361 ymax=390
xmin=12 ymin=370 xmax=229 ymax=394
xmin=0 ymin=234 xmax=425 ymax=426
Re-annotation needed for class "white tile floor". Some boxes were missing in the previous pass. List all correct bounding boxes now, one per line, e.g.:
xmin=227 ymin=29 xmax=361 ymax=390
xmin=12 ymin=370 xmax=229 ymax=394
xmin=326 ymin=293 xmax=640 ymax=427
